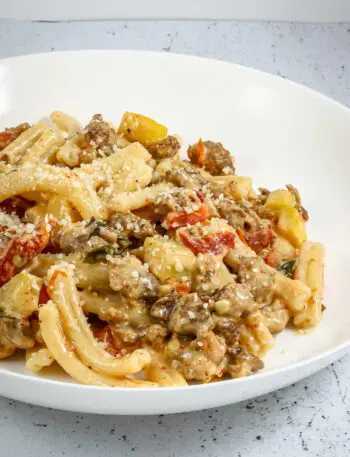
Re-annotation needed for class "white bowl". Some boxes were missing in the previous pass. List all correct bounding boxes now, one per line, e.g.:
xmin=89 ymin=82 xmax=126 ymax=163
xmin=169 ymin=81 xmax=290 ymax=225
xmin=0 ymin=50 xmax=349 ymax=415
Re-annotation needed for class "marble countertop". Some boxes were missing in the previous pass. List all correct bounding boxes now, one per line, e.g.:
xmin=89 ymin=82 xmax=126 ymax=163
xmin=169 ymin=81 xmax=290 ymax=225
xmin=0 ymin=19 xmax=349 ymax=457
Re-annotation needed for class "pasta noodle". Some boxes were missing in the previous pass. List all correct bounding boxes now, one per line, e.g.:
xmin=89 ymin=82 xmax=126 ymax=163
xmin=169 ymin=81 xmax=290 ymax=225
xmin=108 ymin=183 xmax=172 ymax=212
xmin=0 ymin=123 xmax=48 ymax=163
xmin=19 ymin=128 xmax=64 ymax=165
xmin=293 ymin=241 xmax=325 ymax=328
xmin=39 ymin=301 xmax=156 ymax=387
xmin=26 ymin=346 xmax=55 ymax=373
xmin=0 ymin=165 xmax=105 ymax=220
xmin=145 ymin=352 xmax=188 ymax=387
xmin=0 ymin=110 xmax=325 ymax=387
xmin=240 ymin=312 xmax=275 ymax=357
xmin=50 ymin=111 xmax=82 ymax=136
xmin=28 ymin=254 xmax=111 ymax=290
xmin=47 ymin=263 xmax=151 ymax=377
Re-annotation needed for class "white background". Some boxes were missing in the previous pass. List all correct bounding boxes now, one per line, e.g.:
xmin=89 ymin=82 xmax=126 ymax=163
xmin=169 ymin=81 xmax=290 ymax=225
xmin=1 ymin=0 xmax=350 ymax=22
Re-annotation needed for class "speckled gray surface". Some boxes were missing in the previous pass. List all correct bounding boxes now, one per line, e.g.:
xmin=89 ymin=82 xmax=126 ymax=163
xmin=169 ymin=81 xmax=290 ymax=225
xmin=0 ymin=19 xmax=349 ymax=457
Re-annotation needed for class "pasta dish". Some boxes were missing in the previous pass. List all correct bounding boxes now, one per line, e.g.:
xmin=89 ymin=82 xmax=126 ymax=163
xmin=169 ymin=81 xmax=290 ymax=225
xmin=0 ymin=111 xmax=324 ymax=387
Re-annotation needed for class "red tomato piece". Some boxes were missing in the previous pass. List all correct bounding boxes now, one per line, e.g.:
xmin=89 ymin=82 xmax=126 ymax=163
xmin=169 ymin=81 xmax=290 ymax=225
xmin=0 ymin=221 xmax=51 ymax=287
xmin=245 ymin=226 xmax=276 ymax=254
xmin=195 ymin=138 xmax=205 ymax=166
xmin=179 ymin=231 xmax=235 ymax=255
xmin=263 ymin=250 xmax=280 ymax=268
xmin=0 ymin=131 xmax=17 ymax=150
xmin=39 ymin=284 xmax=50 ymax=305
xmin=93 ymin=326 xmax=120 ymax=357
xmin=196 ymin=191 xmax=206 ymax=203
xmin=236 ymin=228 xmax=248 ymax=245
xmin=0 ymin=197 xmax=32 ymax=218
xmin=175 ymin=282 xmax=190 ymax=294
xmin=166 ymin=205 xmax=210 ymax=230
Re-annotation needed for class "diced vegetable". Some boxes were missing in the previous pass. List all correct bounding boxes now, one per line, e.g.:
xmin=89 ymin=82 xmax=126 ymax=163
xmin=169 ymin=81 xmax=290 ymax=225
xmin=117 ymin=112 xmax=168 ymax=146
xmin=0 ymin=197 xmax=32 ymax=218
xmin=0 ymin=271 xmax=42 ymax=318
xmin=179 ymin=231 xmax=235 ymax=255
xmin=0 ymin=221 xmax=51 ymax=287
xmin=277 ymin=207 xmax=307 ymax=247
xmin=143 ymin=237 xmax=195 ymax=282
xmin=244 ymin=226 xmax=276 ymax=254
xmin=189 ymin=138 xmax=204 ymax=166
xmin=265 ymin=189 xmax=295 ymax=211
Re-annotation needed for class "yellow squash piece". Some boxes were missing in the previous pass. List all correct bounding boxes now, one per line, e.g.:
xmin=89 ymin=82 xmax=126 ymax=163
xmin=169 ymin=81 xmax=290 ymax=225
xmin=277 ymin=207 xmax=306 ymax=247
xmin=117 ymin=112 xmax=168 ymax=146
xmin=265 ymin=189 xmax=295 ymax=211
xmin=144 ymin=237 xmax=195 ymax=282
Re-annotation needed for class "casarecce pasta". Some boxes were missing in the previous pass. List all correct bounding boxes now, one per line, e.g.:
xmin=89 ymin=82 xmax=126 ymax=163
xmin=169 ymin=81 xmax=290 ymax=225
xmin=0 ymin=110 xmax=325 ymax=387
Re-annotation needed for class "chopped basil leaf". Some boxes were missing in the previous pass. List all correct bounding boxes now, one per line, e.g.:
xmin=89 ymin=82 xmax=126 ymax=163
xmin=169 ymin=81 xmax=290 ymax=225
xmin=84 ymin=245 xmax=116 ymax=263
xmin=278 ymin=259 xmax=297 ymax=278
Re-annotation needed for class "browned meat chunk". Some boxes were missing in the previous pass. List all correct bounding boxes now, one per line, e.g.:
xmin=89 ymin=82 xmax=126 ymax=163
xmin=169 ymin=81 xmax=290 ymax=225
xmin=109 ymin=255 xmax=159 ymax=301
xmin=168 ymin=294 xmax=214 ymax=336
xmin=215 ymin=198 xmax=258 ymax=230
xmin=150 ymin=296 xmax=177 ymax=321
xmin=143 ymin=324 xmax=168 ymax=349
xmin=214 ymin=281 xmax=257 ymax=318
xmin=213 ymin=316 xmax=241 ymax=349
xmin=0 ymin=123 xmax=31 ymax=152
xmin=153 ymin=188 xmax=202 ymax=217
xmin=151 ymin=293 xmax=214 ymax=336
xmin=197 ymin=330 xmax=227 ymax=365
xmin=0 ymin=314 xmax=35 ymax=360
xmin=52 ymin=220 xmax=108 ymax=254
xmin=225 ymin=347 xmax=264 ymax=378
xmin=237 ymin=258 xmax=275 ymax=305
xmin=179 ymin=347 xmax=218 ymax=382
xmin=108 ymin=212 xmax=156 ymax=242
xmin=188 ymin=140 xmax=235 ymax=176
xmin=53 ymin=213 xmax=155 ymax=255
xmin=147 ymin=136 xmax=180 ymax=160
xmin=192 ymin=253 xmax=232 ymax=297
xmin=215 ymin=198 xmax=276 ymax=253
xmin=165 ymin=162 xmax=208 ymax=189
xmin=76 ymin=114 xmax=117 ymax=163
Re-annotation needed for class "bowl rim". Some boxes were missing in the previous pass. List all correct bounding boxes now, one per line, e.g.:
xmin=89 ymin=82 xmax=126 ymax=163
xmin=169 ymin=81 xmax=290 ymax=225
xmin=0 ymin=49 xmax=349 ymax=393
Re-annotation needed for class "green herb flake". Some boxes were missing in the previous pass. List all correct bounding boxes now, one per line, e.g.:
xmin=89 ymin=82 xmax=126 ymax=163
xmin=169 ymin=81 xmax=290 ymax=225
xmin=277 ymin=259 xmax=297 ymax=278
xmin=84 ymin=245 xmax=116 ymax=264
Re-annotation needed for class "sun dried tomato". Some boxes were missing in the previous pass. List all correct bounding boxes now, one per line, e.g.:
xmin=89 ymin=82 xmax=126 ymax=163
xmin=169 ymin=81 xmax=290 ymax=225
xmin=166 ymin=205 xmax=209 ymax=230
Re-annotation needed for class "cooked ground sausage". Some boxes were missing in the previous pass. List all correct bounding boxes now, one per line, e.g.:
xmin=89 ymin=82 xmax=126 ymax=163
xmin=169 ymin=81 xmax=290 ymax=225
xmin=165 ymin=161 xmax=209 ymax=189
xmin=188 ymin=140 xmax=235 ymax=175
xmin=109 ymin=254 xmax=159 ymax=301
xmin=214 ymin=281 xmax=257 ymax=318
xmin=237 ymin=257 xmax=275 ymax=305
xmin=153 ymin=188 xmax=202 ymax=217
xmin=225 ymin=346 xmax=264 ymax=378
xmin=108 ymin=212 xmax=156 ymax=241
xmin=215 ymin=198 xmax=258 ymax=230
xmin=77 ymin=114 xmax=118 ymax=163
xmin=147 ymin=136 xmax=180 ymax=160
xmin=168 ymin=294 xmax=214 ymax=336
xmin=151 ymin=293 xmax=214 ymax=336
